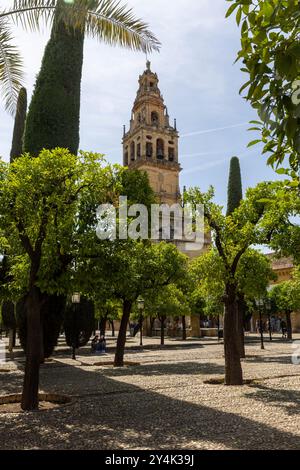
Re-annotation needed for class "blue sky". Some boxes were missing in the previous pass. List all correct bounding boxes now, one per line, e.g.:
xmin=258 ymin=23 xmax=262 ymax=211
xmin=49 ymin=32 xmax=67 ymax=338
xmin=0 ymin=0 xmax=280 ymax=209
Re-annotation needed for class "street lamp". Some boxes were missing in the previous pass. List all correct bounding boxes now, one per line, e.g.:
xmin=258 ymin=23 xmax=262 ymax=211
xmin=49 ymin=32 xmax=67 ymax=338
xmin=255 ymin=298 xmax=265 ymax=350
xmin=265 ymin=298 xmax=272 ymax=342
xmin=71 ymin=293 xmax=81 ymax=360
xmin=137 ymin=298 xmax=145 ymax=347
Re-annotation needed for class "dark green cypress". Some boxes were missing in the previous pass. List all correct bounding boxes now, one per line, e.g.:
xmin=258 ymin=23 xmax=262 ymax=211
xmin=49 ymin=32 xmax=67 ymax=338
xmin=1 ymin=301 xmax=16 ymax=330
xmin=24 ymin=5 xmax=84 ymax=155
xmin=64 ymin=298 xmax=95 ymax=350
xmin=10 ymin=87 xmax=27 ymax=162
xmin=226 ymin=156 xmax=243 ymax=215
xmin=17 ymin=294 xmax=65 ymax=359
xmin=227 ymin=156 xmax=245 ymax=357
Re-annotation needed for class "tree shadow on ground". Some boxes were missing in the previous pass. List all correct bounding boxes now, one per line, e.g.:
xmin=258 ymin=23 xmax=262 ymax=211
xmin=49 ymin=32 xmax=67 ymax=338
xmin=243 ymin=355 xmax=292 ymax=365
xmin=1 ymin=363 xmax=300 ymax=450
xmin=244 ymin=382 xmax=300 ymax=416
xmin=100 ymin=361 xmax=224 ymax=377
xmin=0 ymin=371 xmax=23 ymax=395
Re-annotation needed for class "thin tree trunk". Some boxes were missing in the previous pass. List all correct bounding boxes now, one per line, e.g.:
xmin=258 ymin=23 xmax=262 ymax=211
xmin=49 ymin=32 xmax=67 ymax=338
xmin=21 ymin=286 xmax=43 ymax=411
xmin=139 ymin=314 xmax=143 ymax=347
xmin=8 ymin=329 xmax=14 ymax=353
xmin=12 ymin=328 xmax=16 ymax=348
xmin=182 ymin=315 xmax=187 ymax=341
xmin=224 ymin=286 xmax=243 ymax=386
xmin=149 ymin=317 xmax=155 ymax=337
xmin=72 ymin=346 xmax=76 ymax=360
xmin=160 ymin=315 xmax=166 ymax=346
xmin=114 ymin=300 xmax=132 ymax=367
xmin=110 ymin=320 xmax=115 ymax=337
xmin=286 ymin=311 xmax=293 ymax=341
xmin=100 ymin=313 xmax=108 ymax=337
xmin=237 ymin=295 xmax=246 ymax=358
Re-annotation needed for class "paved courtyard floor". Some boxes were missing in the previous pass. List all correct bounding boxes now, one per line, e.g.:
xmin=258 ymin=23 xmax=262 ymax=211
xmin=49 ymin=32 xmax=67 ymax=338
xmin=1 ymin=334 xmax=300 ymax=450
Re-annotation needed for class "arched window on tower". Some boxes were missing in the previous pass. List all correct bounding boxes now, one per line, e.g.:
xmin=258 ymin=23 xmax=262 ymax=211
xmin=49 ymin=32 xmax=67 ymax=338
xmin=146 ymin=142 xmax=153 ymax=158
xmin=137 ymin=143 xmax=141 ymax=159
xmin=130 ymin=141 xmax=135 ymax=161
xmin=157 ymin=139 xmax=164 ymax=160
xmin=151 ymin=111 xmax=159 ymax=126
xmin=124 ymin=151 xmax=129 ymax=166
xmin=168 ymin=147 xmax=175 ymax=162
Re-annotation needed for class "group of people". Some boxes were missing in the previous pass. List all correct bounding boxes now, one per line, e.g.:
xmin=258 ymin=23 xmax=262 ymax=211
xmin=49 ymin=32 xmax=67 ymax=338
xmin=91 ymin=335 xmax=107 ymax=354
xmin=255 ymin=317 xmax=288 ymax=338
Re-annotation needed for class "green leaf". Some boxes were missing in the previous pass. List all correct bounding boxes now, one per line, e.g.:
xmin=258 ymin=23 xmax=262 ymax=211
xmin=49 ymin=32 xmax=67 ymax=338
xmin=247 ymin=139 xmax=261 ymax=147
xmin=225 ymin=3 xmax=238 ymax=18
xmin=236 ymin=7 xmax=242 ymax=26
xmin=276 ymin=168 xmax=289 ymax=175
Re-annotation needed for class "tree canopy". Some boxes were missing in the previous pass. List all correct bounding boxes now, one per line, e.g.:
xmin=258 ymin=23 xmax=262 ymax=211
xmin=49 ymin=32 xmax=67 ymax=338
xmin=226 ymin=0 xmax=300 ymax=179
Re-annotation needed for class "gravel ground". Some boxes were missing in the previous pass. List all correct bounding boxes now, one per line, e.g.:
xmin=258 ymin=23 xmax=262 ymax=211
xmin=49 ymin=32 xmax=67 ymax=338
xmin=1 ymin=334 xmax=300 ymax=450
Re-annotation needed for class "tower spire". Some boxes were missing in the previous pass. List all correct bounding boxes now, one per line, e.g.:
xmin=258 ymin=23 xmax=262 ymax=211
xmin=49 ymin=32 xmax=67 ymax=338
xmin=122 ymin=63 xmax=180 ymax=205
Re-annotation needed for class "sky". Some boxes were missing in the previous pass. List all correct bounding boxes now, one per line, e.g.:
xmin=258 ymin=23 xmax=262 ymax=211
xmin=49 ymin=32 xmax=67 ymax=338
xmin=0 ymin=0 xmax=281 ymax=209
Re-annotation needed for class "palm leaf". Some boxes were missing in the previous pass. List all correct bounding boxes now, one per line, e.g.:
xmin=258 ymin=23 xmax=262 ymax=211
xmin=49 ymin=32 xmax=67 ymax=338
xmin=1 ymin=1 xmax=57 ymax=31
xmin=0 ymin=0 xmax=160 ymax=112
xmin=69 ymin=0 xmax=161 ymax=53
xmin=3 ymin=1 xmax=160 ymax=52
xmin=0 ymin=18 xmax=23 ymax=114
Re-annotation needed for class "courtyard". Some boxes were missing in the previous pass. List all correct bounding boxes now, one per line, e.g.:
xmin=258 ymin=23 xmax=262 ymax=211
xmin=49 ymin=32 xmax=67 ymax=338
xmin=1 ymin=335 xmax=300 ymax=450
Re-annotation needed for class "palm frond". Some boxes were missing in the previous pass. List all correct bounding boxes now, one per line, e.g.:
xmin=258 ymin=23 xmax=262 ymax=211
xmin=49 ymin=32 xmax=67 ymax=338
xmin=84 ymin=0 xmax=160 ymax=53
xmin=0 ymin=0 xmax=160 ymax=112
xmin=0 ymin=18 xmax=23 ymax=115
xmin=2 ymin=1 xmax=160 ymax=53
xmin=0 ymin=1 xmax=57 ymax=31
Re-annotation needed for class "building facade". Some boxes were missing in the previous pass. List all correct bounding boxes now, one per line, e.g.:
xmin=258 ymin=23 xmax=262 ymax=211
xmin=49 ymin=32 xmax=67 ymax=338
xmin=268 ymin=255 xmax=300 ymax=332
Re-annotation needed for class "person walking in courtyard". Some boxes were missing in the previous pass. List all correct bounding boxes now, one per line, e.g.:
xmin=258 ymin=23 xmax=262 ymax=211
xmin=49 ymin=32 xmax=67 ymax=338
xmin=280 ymin=319 xmax=287 ymax=339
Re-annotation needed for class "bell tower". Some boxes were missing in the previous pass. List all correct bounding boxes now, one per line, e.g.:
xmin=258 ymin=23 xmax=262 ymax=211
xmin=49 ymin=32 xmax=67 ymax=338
xmin=123 ymin=61 xmax=181 ymax=205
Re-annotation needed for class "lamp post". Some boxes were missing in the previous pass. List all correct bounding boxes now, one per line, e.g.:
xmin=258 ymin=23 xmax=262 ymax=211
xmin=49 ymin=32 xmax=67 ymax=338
xmin=255 ymin=298 xmax=264 ymax=350
xmin=71 ymin=292 xmax=81 ymax=360
xmin=265 ymin=298 xmax=272 ymax=342
xmin=137 ymin=298 xmax=145 ymax=347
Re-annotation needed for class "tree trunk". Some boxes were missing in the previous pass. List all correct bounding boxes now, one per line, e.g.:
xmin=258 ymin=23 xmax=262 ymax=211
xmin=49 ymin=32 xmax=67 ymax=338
xmin=224 ymin=285 xmax=243 ymax=386
xmin=100 ymin=313 xmax=107 ymax=337
xmin=72 ymin=346 xmax=76 ymax=360
xmin=149 ymin=317 xmax=155 ymax=337
xmin=139 ymin=314 xmax=143 ymax=347
xmin=114 ymin=300 xmax=132 ymax=367
xmin=110 ymin=320 xmax=115 ymax=337
xmin=8 ymin=329 xmax=14 ymax=353
xmin=21 ymin=287 xmax=43 ymax=411
xmin=286 ymin=311 xmax=293 ymax=341
xmin=160 ymin=315 xmax=166 ymax=346
xmin=12 ymin=328 xmax=16 ymax=348
xmin=182 ymin=315 xmax=187 ymax=341
xmin=237 ymin=295 xmax=246 ymax=358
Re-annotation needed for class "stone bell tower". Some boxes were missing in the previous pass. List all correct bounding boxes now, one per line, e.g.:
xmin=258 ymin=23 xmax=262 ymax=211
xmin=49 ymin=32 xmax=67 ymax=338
xmin=123 ymin=61 xmax=181 ymax=205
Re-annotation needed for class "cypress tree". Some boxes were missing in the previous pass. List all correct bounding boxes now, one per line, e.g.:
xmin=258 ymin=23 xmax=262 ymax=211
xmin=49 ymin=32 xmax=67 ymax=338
xmin=226 ymin=156 xmax=243 ymax=216
xmin=226 ymin=156 xmax=245 ymax=358
xmin=17 ymin=294 xmax=66 ymax=359
xmin=64 ymin=298 xmax=95 ymax=360
xmin=22 ymin=3 xmax=85 ymax=369
xmin=10 ymin=87 xmax=27 ymax=162
xmin=24 ymin=3 xmax=84 ymax=155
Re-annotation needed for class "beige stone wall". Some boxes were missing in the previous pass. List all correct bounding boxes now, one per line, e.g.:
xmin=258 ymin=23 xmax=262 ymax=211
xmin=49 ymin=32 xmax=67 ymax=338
xmin=291 ymin=312 xmax=300 ymax=332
